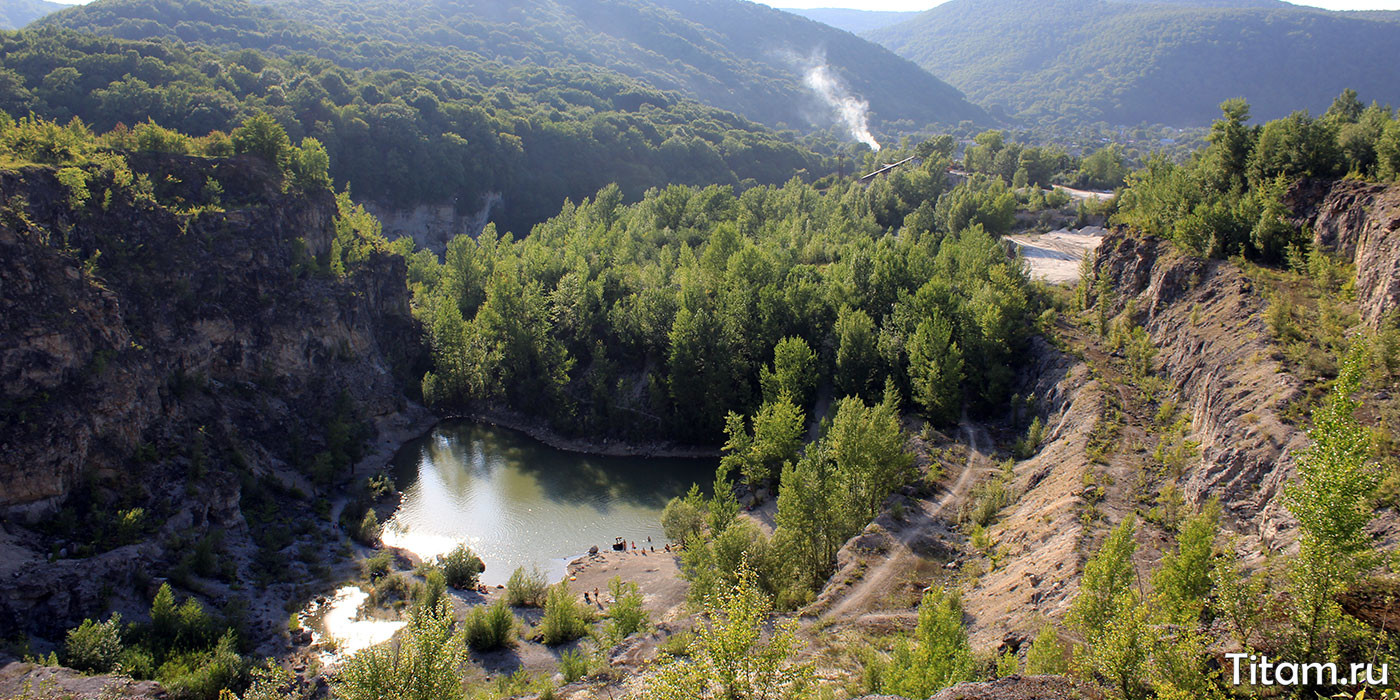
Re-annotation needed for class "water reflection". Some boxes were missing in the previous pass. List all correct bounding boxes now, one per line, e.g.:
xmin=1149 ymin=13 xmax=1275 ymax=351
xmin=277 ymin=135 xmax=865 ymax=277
xmin=308 ymin=586 xmax=405 ymax=661
xmin=382 ymin=421 xmax=715 ymax=585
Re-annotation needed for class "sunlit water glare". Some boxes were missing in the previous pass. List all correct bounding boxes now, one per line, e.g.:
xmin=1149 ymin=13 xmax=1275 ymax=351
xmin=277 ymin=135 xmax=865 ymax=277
xmin=308 ymin=586 xmax=405 ymax=661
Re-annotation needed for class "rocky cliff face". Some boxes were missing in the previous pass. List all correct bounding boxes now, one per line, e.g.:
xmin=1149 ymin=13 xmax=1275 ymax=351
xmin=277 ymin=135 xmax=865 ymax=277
xmin=363 ymin=191 xmax=501 ymax=255
xmin=1092 ymin=231 xmax=1310 ymax=543
xmin=1087 ymin=179 xmax=1400 ymax=540
xmin=1304 ymin=179 xmax=1400 ymax=329
xmin=0 ymin=154 xmax=423 ymax=638
xmin=945 ymin=181 xmax=1400 ymax=657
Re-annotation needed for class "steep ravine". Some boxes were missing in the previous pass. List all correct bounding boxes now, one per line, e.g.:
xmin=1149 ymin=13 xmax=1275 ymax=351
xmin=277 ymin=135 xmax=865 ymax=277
xmin=849 ymin=180 xmax=1400 ymax=699
xmin=0 ymin=154 xmax=425 ymax=643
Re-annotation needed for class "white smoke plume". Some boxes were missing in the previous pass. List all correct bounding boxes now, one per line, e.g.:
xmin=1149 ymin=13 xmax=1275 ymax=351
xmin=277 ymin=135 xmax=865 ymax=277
xmin=802 ymin=61 xmax=880 ymax=152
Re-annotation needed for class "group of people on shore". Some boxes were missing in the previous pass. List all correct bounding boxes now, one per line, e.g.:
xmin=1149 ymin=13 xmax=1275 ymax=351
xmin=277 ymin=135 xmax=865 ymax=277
xmin=620 ymin=535 xmax=683 ymax=555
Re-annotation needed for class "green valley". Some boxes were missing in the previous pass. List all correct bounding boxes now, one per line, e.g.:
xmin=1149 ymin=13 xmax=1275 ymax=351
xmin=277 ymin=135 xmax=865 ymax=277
xmin=3 ymin=1 xmax=1400 ymax=700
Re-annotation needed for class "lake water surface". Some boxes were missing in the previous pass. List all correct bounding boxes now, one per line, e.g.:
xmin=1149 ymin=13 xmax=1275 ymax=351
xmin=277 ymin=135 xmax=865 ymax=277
xmin=380 ymin=420 xmax=716 ymax=585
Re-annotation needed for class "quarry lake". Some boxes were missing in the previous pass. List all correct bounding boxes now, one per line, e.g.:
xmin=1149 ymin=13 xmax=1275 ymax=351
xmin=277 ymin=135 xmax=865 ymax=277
xmin=380 ymin=420 xmax=716 ymax=585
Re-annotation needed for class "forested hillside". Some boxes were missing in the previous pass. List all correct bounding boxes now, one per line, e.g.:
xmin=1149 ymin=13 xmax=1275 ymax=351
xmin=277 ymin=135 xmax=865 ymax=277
xmin=0 ymin=0 xmax=61 ymax=29
xmin=0 ymin=27 xmax=828 ymax=235
xmin=867 ymin=0 xmax=1400 ymax=126
xmin=40 ymin=0 xmax=987 ymax=133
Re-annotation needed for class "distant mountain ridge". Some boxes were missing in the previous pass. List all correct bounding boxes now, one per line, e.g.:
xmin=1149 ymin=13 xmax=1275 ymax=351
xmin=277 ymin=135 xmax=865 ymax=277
xmin=867 ymin=0 xmax=1400 ymax=126
xmin=8 ymin=9 xmax=842 ymax=236
xmin=42 ymin=0 xmax=988 ymax=131
xmin=0 ymin=0 xmax=64 ymax=29
xmin=782 ymin=7 xmax=918 ymax=34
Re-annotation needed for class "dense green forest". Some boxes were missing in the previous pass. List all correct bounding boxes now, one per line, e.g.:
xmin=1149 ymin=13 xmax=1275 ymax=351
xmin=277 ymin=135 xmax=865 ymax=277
xmin=405 ymin=142 xmax=1040 ymax=443
xmin=0 ymin=27 xmax=833 ymax=233
xmin=867 ymin=0 xmax=1400 ymax=127
xmin=38 ymin=0 xmax=987 ymax=132
xmin=1115 ymin=91 xmax=1400 ymax=260
xmin=0 ymin=0 xmax=61 ymax=30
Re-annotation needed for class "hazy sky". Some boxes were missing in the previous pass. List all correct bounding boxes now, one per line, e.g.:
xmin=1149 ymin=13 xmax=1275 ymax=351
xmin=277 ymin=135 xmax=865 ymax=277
xmin=763 ymin=0 xmax=1400 ymax=10
xmin=46 ymin=0 xmax=1400 ymax=7
xmin=45 ymin=0 xmax=1400 ymax=8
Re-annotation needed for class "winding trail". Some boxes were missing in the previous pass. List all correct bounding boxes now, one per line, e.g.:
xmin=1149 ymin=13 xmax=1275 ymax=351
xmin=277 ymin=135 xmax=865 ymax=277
xmin=819 ymin=418 xmax=996 ymax=621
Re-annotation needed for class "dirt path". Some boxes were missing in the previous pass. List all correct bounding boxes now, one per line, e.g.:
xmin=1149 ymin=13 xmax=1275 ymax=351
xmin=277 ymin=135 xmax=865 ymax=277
xmin=818 ymin=419 xmax=996 ymax=621
xmin=1057 ymin=186 xmax=1115 ymax=202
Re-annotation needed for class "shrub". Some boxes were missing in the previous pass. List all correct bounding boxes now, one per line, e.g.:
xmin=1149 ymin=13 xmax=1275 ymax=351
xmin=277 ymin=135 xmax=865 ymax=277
xmin=221 ymin=660 xmax=294 ymax=700
xmin=536 ymin=584 xmax=591 ymax=646
xmin=174 ymin=598 xmax=217 ymax=655
xmin=415 ymin=569 xmax=447 ymax=612
xmin=287 ymin=137 xmax=331 ymax=191
xmin=120 ymin=647 xmax=156 ymax=680
xmin=133 ymin=119 xmax=191 ymax=155
xmin=505 ymin=566 xmax=548 ymax=607
xmin=56 ymin=166 xmax=90 ymax=208
xmin=1150 ymin=501 xmax=1221 ymax=625
xmin=462 ymin=599 xmax=516 ymax=651
xmin=660 ymin=488 xmax=707 ymax=546
xmin=996 ymin=649 xmax=1020 ymax=678
xmin=644 ymin=561 xmax=811 ymax=699
xmin=882 ymin=587 xmax=975 ymax=697
xmin=157 ymin=631 xmax=244 ymax=700
xmin=355 ymin=509 xmax=380 ymax=546
xmin=197 ymin=131 xmax=233 ymax=158
xmin=1068 ymin=517 xmax=1138 ymax=644
xmin=361 ymin=549 xmax=392 ymax=582
xmin=439 ymin=545 xmax=484 ymax=589
xmin=64 ymin=613 xmax=123 ymax=673
xmin=231 ymin=112 xmax=290 ymax=170
xmin=1284 ymin=348 xmax=1380 ymax=659
xmin=1024 ymin=624 xmax=1068 ymax=675
xmin=332 ymin=600 xmax=465 ymax=700
xmin=367 ymin=573 xmax=411 ymax=609
xmin=961 ymin=478 xmax=1009 ymax=527
xmin=657 ymin=631 xmax=694 ymax=658
xmin=482 ymin=669 xmax=543 ymax=698
xmin=366 ymin=473 xmax=396 ymax=500
xmin=1014 ymin=416 xmax=1045 ymax=459
xmin=559 ymin=648 xmax=592 ymax=682
xmin=601 ymin=577 xmax=648 ymax=644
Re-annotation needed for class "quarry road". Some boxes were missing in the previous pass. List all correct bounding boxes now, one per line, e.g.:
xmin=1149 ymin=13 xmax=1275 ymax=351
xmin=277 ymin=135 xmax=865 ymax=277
xmin=1004 ymin=227 xmax=1105 ymax=284
xmin=819 ymin=418 xmax=997 ymax=621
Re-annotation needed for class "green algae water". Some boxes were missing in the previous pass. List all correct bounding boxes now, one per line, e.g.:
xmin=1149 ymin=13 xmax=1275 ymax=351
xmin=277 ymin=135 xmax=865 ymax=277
xmin=381 ymin=420 xmax=716 ymax=586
